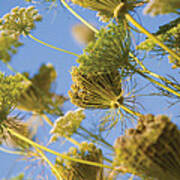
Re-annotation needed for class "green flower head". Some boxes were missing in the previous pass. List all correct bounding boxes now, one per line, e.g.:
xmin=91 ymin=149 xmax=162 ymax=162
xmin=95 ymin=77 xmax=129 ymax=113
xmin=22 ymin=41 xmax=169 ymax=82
xmin=50 ymin=108 xmax=85 ymax=141
xmin=113 ymin=114 xmax=180 ymax=179
xmin=54 ymin=142 xmax=103 ymax=180
xmin=76 ymin=22 xmax=135 ymax=76
xmin=69 ymin=67 xmax=123 ymax=109
xmin=0 ymin=6 xmax=42 ymax=36
xmin=71 ymin=0 xmax=144 ymax=22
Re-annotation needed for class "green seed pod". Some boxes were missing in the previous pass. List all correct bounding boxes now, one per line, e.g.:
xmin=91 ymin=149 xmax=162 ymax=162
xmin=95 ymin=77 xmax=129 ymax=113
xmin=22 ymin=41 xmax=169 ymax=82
xmin=113 ymin=114 xmax=180 ymax=180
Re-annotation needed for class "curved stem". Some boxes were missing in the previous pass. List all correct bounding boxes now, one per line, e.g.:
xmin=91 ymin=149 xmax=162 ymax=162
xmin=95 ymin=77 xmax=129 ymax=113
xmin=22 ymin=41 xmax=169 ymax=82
xmin=60 ymin=0 xmax=99 ymax=34
xmin=0 ymin=146 xmax=27 ymax=156
xmin=130 ymin=53 xmax=180 ymax=91
xmin=6 ymin=127 xmax=114 ymax=170
xmin=35 ymin=147 xmax=63 ymax=180
xmin=28 ymin=34 xmax=79 ymax=57
xmin=125 ymin=14 xmax=180 ymax=62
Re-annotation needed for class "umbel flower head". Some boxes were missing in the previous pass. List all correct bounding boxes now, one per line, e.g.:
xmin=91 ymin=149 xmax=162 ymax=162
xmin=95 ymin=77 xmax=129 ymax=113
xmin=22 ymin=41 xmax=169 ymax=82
xmin=76 ymin=22 xmax=136 ymax=76
xmin=0 ymin=73 xmax=30 ymax=149
xmin=0 ymin=6 xmax=42 ymax=37
xmin=54 ymin=142 xmax=103 ymax=180
xmin=113 ymin=114 xmax=180 ymax=180
xmin=50 ymin=109 xmax=85 ymax=142
xmin=69 ymin=67 xmax=123 ymax=109
xmin=0 ymin=32 xmax=23 ymax=63
xmin=144 ymin=0 xmax=180 ymax=16
xmin=72 ymin=23 xmax=95 ymax=45
xmin=71 ymin=0 xmax=144 ymax=22
xmin=17 ymin=63 xmax=67 ymax=116
xmin=137 ymin=17 xmax=180 ymax=69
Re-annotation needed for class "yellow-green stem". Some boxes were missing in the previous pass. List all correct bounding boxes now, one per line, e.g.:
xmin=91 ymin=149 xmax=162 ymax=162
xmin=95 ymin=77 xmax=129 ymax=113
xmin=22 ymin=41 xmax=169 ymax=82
xmin=130 ymin=53 xmax=180 ymax=90
xmin=125 ymin=14 xmax=180 ymax=62
xmin=0 ymin=146 xmax=27 ymax=156
xmin=28 ymin=34 xmax=79 ymax=57
xmin=60 ymin=0 xmax=99 ymax=34
xmin=6 ymin=127 xmax=113 ymax=170
xmin=119 ymin=104 xmax=142 ymax=117
xmin=35 ymin=147 xmax=63 ymax=180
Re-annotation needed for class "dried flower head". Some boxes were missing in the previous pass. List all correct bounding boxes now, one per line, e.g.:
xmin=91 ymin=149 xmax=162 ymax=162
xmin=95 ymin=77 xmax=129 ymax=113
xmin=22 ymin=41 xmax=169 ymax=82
xmin=0 ymin=32 xmax=23 ymax=62
xmin=144 ymin=0 xmax=180 ymax=16
xmin=0 ymin=116 xmax=31 ymax=149
xmin=137 ymin=17 xmax=180 ymax=68
xmin=71 ymin=0 xmax=144 ymax=22
xmin=0 ymin=6 xmax=42 ymax=36
xmin=72 ymin=23 xmax=95 ymax=45
xmin=17 ymin=63 xmax=67 ymax=115
xmin=50 ymin=109 xmax=85 ymax=142
xmin=113 ymin=114 xmax=180 ymax=179
xmin=69 ymin=67 xmax=123 ymax=109
xmin=76 ymin=22 xmax=135 ymax=76
xmin=0 ymin=73 xmax=30 ymax=149
xmin=54 ymin=142 xmax=103 ymax=180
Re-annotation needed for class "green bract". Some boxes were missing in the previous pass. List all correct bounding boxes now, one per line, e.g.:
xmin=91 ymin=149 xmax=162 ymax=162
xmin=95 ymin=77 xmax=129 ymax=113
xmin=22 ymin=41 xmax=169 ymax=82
xmin=137 ymin=18 xmax=180 ymax=68
xmin=144 ymin=0 xmax=180 ymax=16
xmin=0 ymin=6 xmax=42 ymax=36
xmin=69 ymin=67 xmax=123 ymax=109
xmin=76 ymin=23 xmax=135 ymax=76
xmin=71 ymin=0 xmax=144 ymax=22
xmin=17 ymin=63 xmax=67 ymax=115
xmin=54 ymin=142 xmax=103 ymax=180
xmin=50 ymin=109 xmax=85 ymax=141
xmin=113 ymin=114 xmax=180 ymax=179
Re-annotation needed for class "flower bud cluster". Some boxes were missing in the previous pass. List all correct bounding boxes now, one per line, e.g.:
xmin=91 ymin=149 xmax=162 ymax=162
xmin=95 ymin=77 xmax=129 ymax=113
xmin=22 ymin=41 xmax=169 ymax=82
xmin=50 ymin=109 xmax=85 ymax=142
xmin=0 ymin=6 xmax=42 ymax=37
xmin=113 ymin=114 xmax=180 ymax=179
xmin=0 ymin=32 xmax=23 ymax=62
xmin=54 ymin=142 xmax=103 ymax=180
xmin=76 ymin=23 xmax=133 ymax=75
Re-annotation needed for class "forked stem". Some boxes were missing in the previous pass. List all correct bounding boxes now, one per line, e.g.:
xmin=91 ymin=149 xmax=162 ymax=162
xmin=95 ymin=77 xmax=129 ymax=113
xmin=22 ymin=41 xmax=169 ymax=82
xmin=125 ymin=14 xmax=180 ymax=62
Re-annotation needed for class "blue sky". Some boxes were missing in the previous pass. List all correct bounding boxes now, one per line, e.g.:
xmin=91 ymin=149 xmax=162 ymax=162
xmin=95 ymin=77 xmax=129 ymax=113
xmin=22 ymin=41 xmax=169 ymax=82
xmin=0 ymin=0 xmax=179 ymax=179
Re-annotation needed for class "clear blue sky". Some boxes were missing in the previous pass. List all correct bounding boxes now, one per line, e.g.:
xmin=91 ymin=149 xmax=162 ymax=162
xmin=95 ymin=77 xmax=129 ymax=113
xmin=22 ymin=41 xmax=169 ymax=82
xmin=0 ymin=0 xmax=179 ymax=179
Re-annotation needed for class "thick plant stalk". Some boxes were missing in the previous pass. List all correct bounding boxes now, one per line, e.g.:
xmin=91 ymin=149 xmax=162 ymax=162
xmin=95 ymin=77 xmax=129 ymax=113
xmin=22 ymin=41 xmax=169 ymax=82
xmin=5 ymin=127 xmax=114 ymax=170
xmin=125 ymin=14 xmax=180 ymax=62
xmin=35 ymin=147 xmax=63 ymax=180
